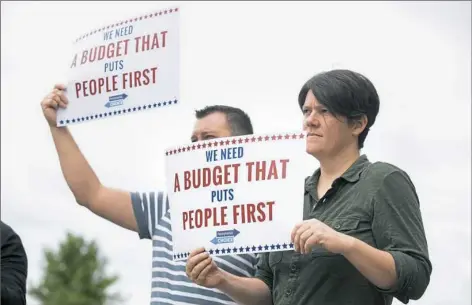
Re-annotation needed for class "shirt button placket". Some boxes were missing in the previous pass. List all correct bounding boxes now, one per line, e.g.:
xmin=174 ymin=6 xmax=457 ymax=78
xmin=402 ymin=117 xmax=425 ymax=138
xmin=283 ymin=257 xmax=299 ymax=304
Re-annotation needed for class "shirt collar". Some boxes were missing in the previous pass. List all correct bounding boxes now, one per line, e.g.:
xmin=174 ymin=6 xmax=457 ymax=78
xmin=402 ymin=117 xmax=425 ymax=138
xmin=304 ymin=155 xmax=370 ymax=193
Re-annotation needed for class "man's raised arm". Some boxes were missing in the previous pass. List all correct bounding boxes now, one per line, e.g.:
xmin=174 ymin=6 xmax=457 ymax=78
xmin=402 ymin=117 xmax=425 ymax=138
xmin=41 ymin=84 xmax=137 ymax=232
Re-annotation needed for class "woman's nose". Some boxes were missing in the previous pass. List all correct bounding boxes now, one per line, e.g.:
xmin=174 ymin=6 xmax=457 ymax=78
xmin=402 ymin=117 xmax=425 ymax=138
xmin=305 ymin=114 xmax=320 ymax=128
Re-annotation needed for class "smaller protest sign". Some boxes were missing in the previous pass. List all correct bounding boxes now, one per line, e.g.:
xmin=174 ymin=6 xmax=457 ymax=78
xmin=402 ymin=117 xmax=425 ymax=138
xmin=57 ymin=7 xmax=180 ymax=126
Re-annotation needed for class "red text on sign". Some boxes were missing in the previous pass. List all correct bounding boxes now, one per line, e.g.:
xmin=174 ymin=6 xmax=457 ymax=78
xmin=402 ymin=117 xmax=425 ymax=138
xmin=181 ymin=201 xmax=276 ymax=230
xmin=134 ymin=31 xmax=168 ymax=53
xmin=80 ymin=39 xmax=131 ymax=65
xmin=183 ymin=207 xmax=228 ymax=230
xmin=246 ymin=159 xmax=289 ymax=182
xmin=183 ymin=164 xmax=241 ymax=190
xmin=74 ymin=75 xmax=118 ymax=98
xmin=122 ymin=66 xmax=158 ymax=89
xmin=74 ymin=66 xmax=158 ymax=98
xmin=233 ymin=201 xmax=275 ymax=224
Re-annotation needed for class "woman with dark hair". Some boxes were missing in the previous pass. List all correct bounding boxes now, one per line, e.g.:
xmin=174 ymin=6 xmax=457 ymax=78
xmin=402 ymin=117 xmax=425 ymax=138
xmin=185 ymin=69 xmax=432 ymax=305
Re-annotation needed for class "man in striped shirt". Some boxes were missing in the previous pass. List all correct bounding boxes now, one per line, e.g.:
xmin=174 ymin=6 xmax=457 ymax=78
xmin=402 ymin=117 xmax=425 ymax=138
xmin=40 ymin=84 xmax=258 ymax=305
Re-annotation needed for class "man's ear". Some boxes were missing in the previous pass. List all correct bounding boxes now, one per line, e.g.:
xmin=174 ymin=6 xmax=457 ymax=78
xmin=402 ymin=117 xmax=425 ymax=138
xmin=351 ymin=115 xmax=368 ymax=137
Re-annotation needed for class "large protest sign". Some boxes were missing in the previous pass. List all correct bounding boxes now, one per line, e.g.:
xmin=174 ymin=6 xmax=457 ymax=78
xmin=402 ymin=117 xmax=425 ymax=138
xmin=57 ymin=7 xmax=180 ymax=126
xmin=165 ymin=132 xmax=307 ymax=260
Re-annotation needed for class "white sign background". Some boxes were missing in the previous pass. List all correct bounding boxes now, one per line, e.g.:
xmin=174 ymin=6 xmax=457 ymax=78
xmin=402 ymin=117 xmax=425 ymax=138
xmin=57 ymin=7 xmax=180 ymax=126
xmin=165 ymin=132 xmax=307 ymax=261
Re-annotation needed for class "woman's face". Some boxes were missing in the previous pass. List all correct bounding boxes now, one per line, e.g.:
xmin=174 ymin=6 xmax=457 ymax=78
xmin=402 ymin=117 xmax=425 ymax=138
xmin=302 ymin=89 xmax=358 ymax=158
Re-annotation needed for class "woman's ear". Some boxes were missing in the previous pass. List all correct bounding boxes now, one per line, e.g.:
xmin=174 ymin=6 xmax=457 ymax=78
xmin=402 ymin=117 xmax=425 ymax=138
xmin=351 ymin=115 xmax=368 ymax=137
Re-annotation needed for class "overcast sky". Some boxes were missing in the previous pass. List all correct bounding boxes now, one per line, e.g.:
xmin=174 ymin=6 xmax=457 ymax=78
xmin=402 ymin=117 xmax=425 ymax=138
xmin=1 ymin=1 xmax=471 ymax=305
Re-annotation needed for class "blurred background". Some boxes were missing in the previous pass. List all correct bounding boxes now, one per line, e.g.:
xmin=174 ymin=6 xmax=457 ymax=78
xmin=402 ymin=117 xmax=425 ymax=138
xmin=1 ymin=1 xmax=471 ymax=304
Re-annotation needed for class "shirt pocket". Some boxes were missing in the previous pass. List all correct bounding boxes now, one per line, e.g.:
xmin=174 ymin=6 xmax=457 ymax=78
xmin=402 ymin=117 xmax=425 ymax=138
xmin=311 ymin=217 xmax=361 ymax=258
xmin=331 ymin=217 xmax=360 ymax=233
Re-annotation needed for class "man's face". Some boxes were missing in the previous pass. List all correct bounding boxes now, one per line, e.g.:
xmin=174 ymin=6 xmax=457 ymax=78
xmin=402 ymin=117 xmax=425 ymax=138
xmin=302 ymin=90 xmax=356 ymax=157
xmin=191 ymin=112 xmax=232 ymax=142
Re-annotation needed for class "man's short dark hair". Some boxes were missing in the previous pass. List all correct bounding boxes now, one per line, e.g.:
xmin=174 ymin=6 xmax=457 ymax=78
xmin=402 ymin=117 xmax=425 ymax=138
xmin=195 ymin=105 xmax=254 ymax=136
xmin=298 ymin=69 xmax=380 ymax=149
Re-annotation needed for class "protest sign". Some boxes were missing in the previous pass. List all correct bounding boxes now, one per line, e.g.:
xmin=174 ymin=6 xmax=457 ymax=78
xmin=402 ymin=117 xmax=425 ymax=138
xmin=165 ymin=132 xmax=307 ymax=260
xmin=57 ymin=7 xmax=180 ymax=126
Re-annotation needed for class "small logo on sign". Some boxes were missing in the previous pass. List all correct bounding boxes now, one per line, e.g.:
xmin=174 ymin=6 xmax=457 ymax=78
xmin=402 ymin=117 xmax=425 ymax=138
xmin=105 ymin=93 xmax=128 ymax=108
xmin=210 ymin=229 xmax=240 ymax=245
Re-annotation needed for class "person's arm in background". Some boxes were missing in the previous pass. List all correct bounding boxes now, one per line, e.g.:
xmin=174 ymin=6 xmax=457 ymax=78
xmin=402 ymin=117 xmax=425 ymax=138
xmin=1 ymin=221 xmax=28 ymax=305
xmin=43 ymin=84 xmax=167 ymax=245
xmin=41 ymin=84 xmax=137 ymax=232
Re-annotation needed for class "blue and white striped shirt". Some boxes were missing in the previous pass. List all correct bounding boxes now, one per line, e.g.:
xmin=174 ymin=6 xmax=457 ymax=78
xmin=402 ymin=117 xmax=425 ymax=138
xmin=131 ymin=191 xmax=258 ymax=305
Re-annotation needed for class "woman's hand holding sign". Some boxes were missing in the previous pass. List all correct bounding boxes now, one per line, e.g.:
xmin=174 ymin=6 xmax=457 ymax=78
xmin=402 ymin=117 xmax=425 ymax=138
xmin=186 ymin=247 xmax=273 ymax=305
xmin=186 ymin=247 xmax=223 ymax=288
xmin=291 ymin=219 xmax=354 ymax=255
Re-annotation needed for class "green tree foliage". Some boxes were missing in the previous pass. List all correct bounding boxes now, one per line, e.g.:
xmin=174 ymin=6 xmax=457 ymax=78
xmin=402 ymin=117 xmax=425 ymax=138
xmin=29 ymin=232 xmax=123 ymax=305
